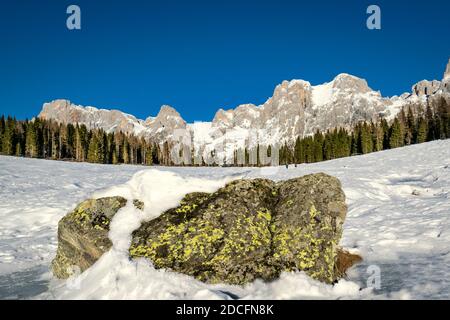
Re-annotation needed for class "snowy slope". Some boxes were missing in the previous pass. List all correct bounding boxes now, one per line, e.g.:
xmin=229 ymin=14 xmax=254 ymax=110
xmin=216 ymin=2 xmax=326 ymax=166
xmin=0 ymin=140 xmax=450 ymax=299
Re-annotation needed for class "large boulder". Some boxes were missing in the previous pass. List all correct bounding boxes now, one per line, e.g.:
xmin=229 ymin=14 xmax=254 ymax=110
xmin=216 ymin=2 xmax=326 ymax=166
xmin=130 ymin=173 xmax=348 ymax=284
xmin=51 ymin=197 xmax=143 ymax=278
xmin=53 ymin=173 xmax=358 ymax=285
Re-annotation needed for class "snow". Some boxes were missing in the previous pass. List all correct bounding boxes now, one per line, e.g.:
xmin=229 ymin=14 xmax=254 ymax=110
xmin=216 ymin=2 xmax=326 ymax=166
xmin=288 ymin=79 xmax=311 ymax=89
xmin=188 ymin=121 xmax=214 ymax=145
xmin=1 ymin=140 xmax=450 ymax=299
xmin=311 ymin=82 xmax=333 ymax=107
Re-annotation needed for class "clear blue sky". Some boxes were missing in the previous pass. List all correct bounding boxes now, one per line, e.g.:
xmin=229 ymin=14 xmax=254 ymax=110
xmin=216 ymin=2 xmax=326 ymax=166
xmin=0 ymin=0 xmax=449 ymax=122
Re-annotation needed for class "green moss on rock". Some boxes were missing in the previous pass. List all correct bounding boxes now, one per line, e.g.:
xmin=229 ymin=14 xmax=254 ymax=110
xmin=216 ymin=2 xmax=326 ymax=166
xmin=129 ymin=173 xmax=348 ymax=285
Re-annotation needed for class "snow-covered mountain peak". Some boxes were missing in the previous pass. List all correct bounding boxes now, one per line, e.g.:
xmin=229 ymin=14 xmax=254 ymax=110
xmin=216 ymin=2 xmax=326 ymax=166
xmin=156 ymin=105 xmax=184 ymax=122
xmin=331 ymin=73 xmax=372 ymax=93
xmin=145 ymin=105 xmax=187 ymax=139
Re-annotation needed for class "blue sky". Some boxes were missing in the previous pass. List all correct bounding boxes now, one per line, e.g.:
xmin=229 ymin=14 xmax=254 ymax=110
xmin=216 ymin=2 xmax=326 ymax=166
xmin=0 ymin=0 xmax=449 ymax=122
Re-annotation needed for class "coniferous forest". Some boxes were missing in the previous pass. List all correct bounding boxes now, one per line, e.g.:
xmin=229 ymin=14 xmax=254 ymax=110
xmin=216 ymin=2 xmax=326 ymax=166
xmin=0 ymin=97 xmax=449 ymax=167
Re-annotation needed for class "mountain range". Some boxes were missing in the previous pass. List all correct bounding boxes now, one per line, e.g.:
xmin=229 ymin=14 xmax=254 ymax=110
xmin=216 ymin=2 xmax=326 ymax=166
xmin=38 ymin=58 xmax=450 ymax=160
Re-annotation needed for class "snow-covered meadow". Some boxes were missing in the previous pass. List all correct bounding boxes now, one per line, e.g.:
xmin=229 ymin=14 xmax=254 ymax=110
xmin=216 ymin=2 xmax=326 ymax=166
xmin=0 ymin=140 xmax=449 ymax=299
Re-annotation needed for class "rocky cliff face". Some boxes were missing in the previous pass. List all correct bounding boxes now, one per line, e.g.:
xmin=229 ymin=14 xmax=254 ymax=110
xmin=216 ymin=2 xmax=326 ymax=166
xmin=38 ymin=59 xmax=450 ymax=159
xmin=413 ymin=80 xmax=442 ymax=96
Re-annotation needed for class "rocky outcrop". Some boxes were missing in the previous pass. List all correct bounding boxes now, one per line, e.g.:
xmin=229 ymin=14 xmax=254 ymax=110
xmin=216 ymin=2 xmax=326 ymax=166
xmin=413 ymin=80 xmax=442 ymax=96
xmin=52 ymin=174 xmax=358 ymax=285
xmin=51 ymin=197 xmax=143 ymax=279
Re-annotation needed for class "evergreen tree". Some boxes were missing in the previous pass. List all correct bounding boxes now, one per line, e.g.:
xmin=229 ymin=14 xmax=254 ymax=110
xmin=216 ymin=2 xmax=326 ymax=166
xmin=372 ymin=122 xmax=384 ymax=152
xmin=2 ymin=117 xmax=14 ymax=155
xmin=426 ymin=104 xmax=435 ymax=142
xmin=294 ymin=137 xmax=302 ymax=164
xmin=323 ymin=133 xmax=333 ymax=160
xmin=436 ymin=97 xmax=449 ymax=138
xmin=389 ymin=118 xmax=404 ymax=149
xmin=416 ymin=117 xmax=428 ymax=143
xmin=87 ymin=132 xmax=100 ymax=163
xmin=381 ymin=118 xmax=390 ymax=150
xmin=25 ymin=121 xmax=38 ymax=158
xmin=0 ymin=115 xmax=5 ymax=152
xmin=360 ymin=122 xmax=373 ymax=154
xmin=313 ymin=130 xmax=324 ymax=162
xmin=405 ymin=106 xmax=415 ymax=145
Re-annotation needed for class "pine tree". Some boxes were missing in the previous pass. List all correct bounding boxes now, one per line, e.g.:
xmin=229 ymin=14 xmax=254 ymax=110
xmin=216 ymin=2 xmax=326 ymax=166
xmin=372 ymin=122 xmax=384 ymax=152
xmin=416 ymin=117 xmax=428 ymax=143
xmin=58 ymin=124 xmax=67 ymax=159
xmin=313 ymin=130 xmax=324 ymax=162
xmin=304 ymin=137 xmax=314 ymax=163
xmin=2 ymin=117 xmax=14 ymax=155
xmin=25 ymin=121 xmax=38 ymax=158
xmin=87 ymin=132 xmax=100 ymax=163
xmin=389 ymin=118 xmax=404 ymax=149
xmin=294 ymin=137 xmax=302 ymax=164
xmin=436 ymin=97 xmax=449 ymax=138
xmin=360 ymin=122 xmax=373 ymax=154
xmin=323 ymin=133 xmax=333 ymax=160
xmin=350 ymin=131 xmax=358 ymax=156
xmin=0 ymin=115 xmax=5 ymax=152
xmin=426 ymin=104 xmax=435 ymax=142
xmin=405 ymin=106 xmax=415 ymax=145
xmin=65 ymin=123 xmax=75 ymax=159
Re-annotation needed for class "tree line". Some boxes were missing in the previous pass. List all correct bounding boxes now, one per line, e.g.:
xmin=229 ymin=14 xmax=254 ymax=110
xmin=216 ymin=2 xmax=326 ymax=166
xmin=0 ymin=117 xmax=166 ymax=165
xmin=0 ymin=97 xmax=448 ymax=166
xmin=275 ymin=97 xmax=449 ymax=166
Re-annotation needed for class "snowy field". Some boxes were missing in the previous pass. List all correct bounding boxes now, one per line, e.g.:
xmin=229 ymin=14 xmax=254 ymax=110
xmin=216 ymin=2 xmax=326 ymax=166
xmin=0 ymin=140 xmax=449 ymax=299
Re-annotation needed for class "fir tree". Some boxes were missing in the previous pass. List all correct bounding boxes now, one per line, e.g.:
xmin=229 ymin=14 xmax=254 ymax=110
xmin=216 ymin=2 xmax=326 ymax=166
xmin=389 ymin=118 xmax=404 ymax=149
xmin=313 ymin=130 xmax=324 ymax=162
xmin=360 ymin=122 xmax=373 ymax=154
xmin=2 ymin=117 xmax=14 ymax=155
xmin=416 ymin=117 xmax=428 ymax=143
xmin=25 ymin=121 xmax=38 ymax=158
xmin=405 ymin=106 xmax=415 ymax=145
xmin=87 ymin=132 xmax=100 ymax=163
xmin=0 ymin=115 xmax=5 ymax=152
xmin=426 ymin=104 xmax=435 ymax=142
